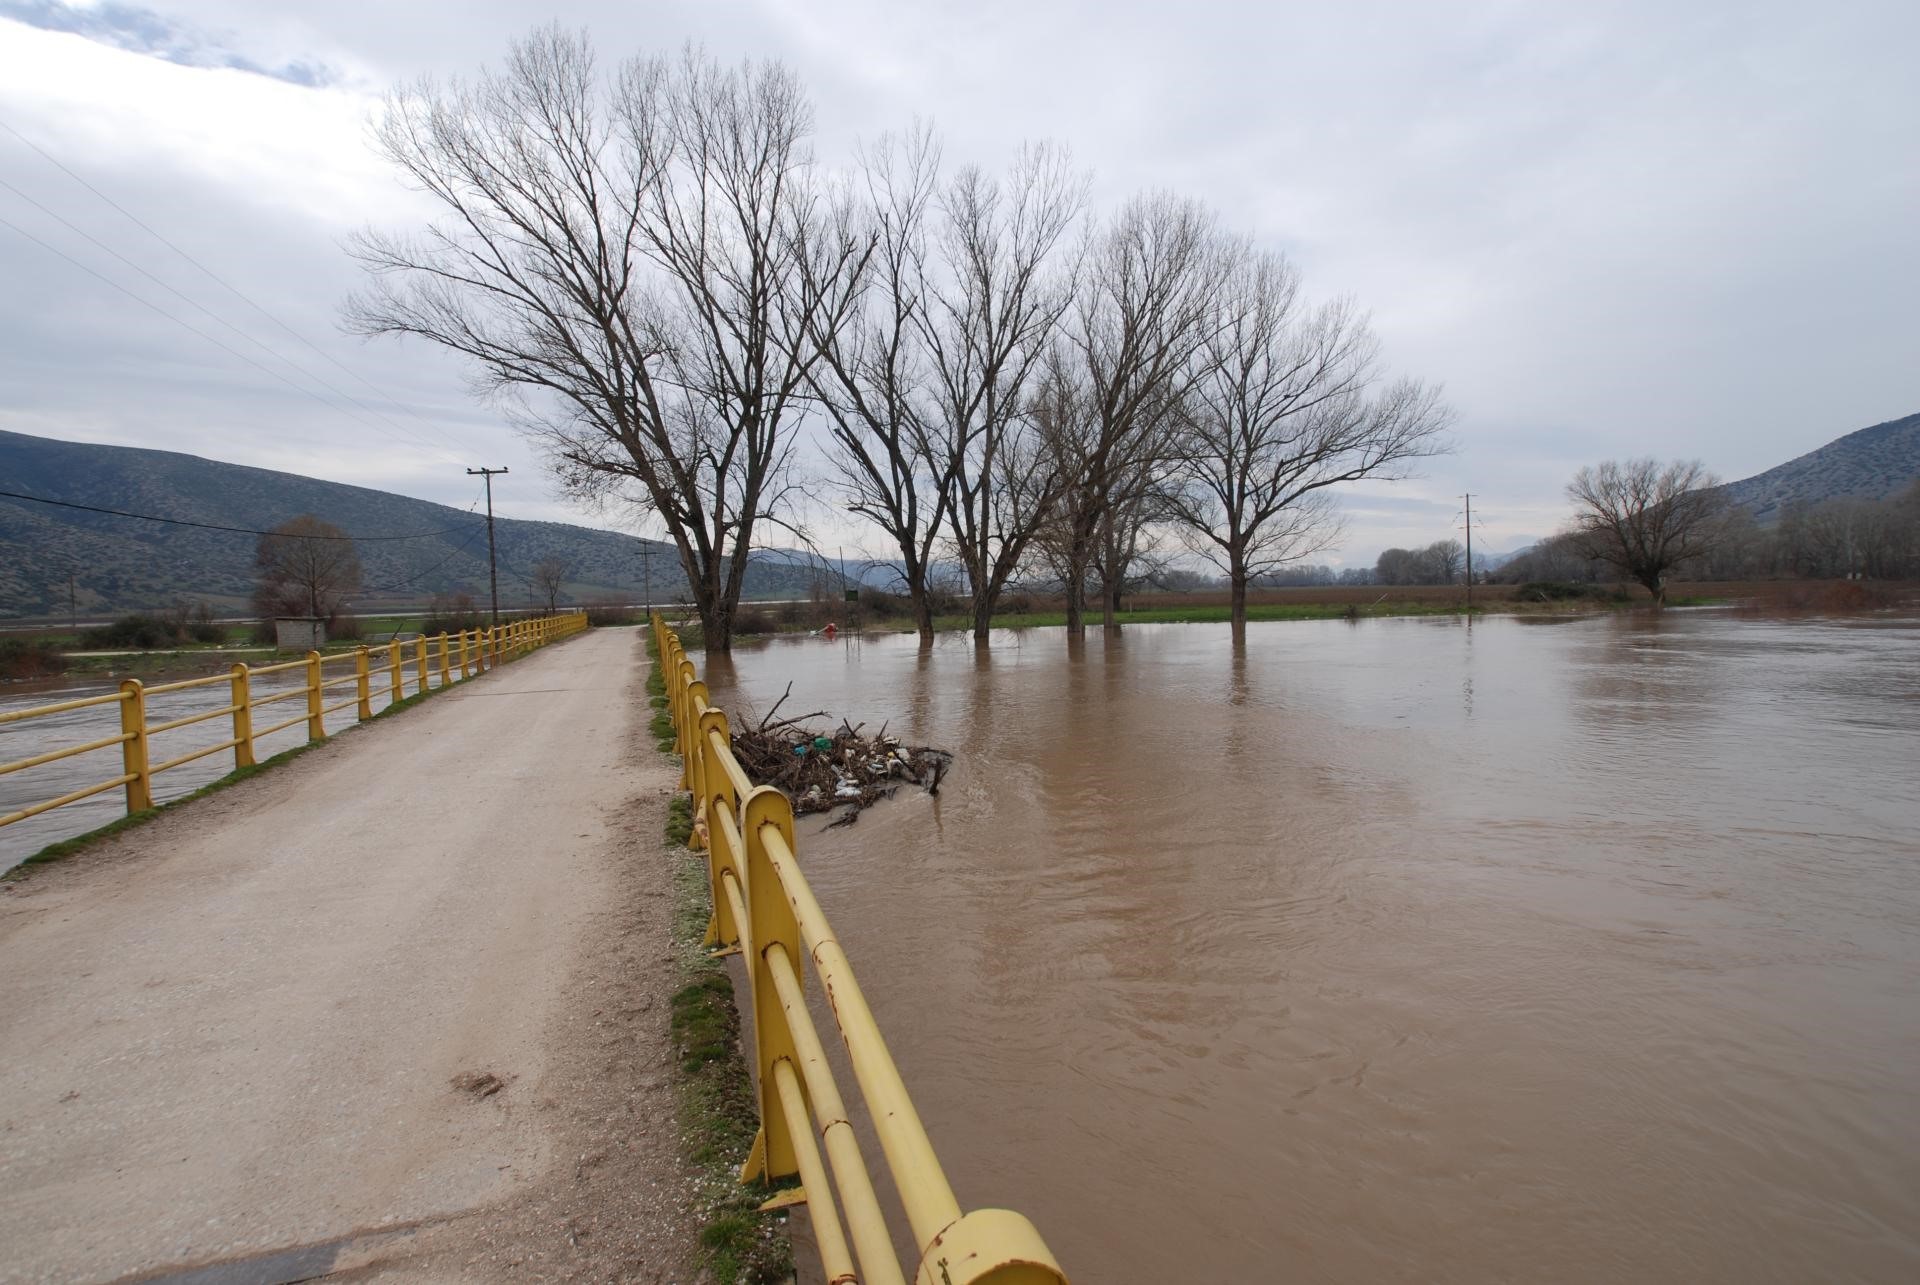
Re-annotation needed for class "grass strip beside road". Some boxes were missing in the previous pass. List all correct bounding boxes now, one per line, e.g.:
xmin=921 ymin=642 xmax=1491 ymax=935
xmin=648 ymin=629 xmax=795 ymax=1284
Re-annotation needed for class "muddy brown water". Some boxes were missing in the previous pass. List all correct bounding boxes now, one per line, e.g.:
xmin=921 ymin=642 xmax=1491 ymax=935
xmin=704 ymin=610 xmax=1920 ymax=1283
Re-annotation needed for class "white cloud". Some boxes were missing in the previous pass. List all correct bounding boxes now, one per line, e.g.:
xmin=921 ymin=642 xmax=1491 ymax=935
xmin=2 ymin=0 xmax=1916 ymax=563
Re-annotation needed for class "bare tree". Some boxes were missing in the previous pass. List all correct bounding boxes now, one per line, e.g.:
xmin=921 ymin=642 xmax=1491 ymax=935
xmin=1492 ymin=531 xmax=1607 ymax=584
xmin=347 ymin=30 xmax=868 ymax=652
xmin=804 ymin=128 xmax=950 ymax=643
xmin=922 ymin=147 xmax=1085 ymax=641
xmin=531 ymin=557 xmax=568 ymax=614
xmin=1030 ymin=452 xmax=1173 ymax=624
xmin=1167 ymin=250 xmax=1450 ymax=637
xmin=1428 ymin=538 xmax=1465 ymax=584
xmin=1566 ymin=458 xmax=1728 ymax=604
xmin=1090 ymin=470 xmax=1173 ymax=623
xmin=1052 ymin=193 xmax=1230 ymax=634
xmin=254 ymin=516 xmax=362 ymax=622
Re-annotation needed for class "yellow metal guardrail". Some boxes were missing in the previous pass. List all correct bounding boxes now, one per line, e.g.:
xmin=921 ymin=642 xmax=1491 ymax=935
xmin=0 ymin=611 xmax=589 ymax=834
xmin=652 ymin=613 xmax=1066 ymax=1285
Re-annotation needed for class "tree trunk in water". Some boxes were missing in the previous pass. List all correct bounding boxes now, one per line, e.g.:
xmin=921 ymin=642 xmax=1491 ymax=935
xmin=911 ymin=584 xmax=935 ymax=646
xmin=1230 ymin=569 xmax=1249 ymax=647
xmin=699 ymin=598 xmax=732 ymax=653
xmin=1064 ymin=550 xmax=1088 ymax=635
xmin=1103 ymin=578 xmax=1121 ymax=629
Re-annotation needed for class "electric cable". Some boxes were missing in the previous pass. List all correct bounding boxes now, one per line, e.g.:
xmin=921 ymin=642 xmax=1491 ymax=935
xmin=0 ymin=488 xmax=483 ymax=541
xmin=0 ymin=116 xmax=475 ymax=457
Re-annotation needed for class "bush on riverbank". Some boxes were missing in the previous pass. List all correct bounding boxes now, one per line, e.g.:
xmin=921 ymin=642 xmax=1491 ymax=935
xmin=584 ymin=598 xmax=640 ymax=627
xmin=82 ymin=604 xmax=228 ymax=650
xmin=0 ymin=638 xmax=68 ymax=680
xmin=1514 ymin=581 xmax=1631 ymax=604
xmin=420 ymin=591 xmax=483 ymax=636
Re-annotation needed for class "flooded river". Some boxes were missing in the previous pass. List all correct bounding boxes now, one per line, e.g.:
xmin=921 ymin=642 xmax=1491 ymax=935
xmin=705 ymin=610 xmax=1920 ymax=1283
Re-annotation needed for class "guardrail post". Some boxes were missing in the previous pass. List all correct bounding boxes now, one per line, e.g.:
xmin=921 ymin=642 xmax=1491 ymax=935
xmin=305 ymin=650 xmax=326 ymax=741
xmin=415 ymin=635 xmax=429 ymax=694
xmin=696 ymin=699 xmax=728 ymax=871
xmin=388 ymin=641 xmax=403 ymax=706
xmin=677 ymin=655 xmax=698 ymax=789
xmin=688 ymin=681 xmax=714 ymax=854
xmin=118 ymin=678 xmax=152 ymax=814
xmin=459 ymin=629 xmax=471 ymax=678
xmin=741 ymin=786 xmax=802 ymax=1186
xmin=230 ymin=663 xmax=255 ymax=769
xmin=353 ymin=647 xmax=371 ymax=720
xmin=438 ymin=632 xmax=451 ymax=687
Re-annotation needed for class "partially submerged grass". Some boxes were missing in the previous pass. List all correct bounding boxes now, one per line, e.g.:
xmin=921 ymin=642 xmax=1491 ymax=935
xmin=913 ymin=601 xmax=1480 ymax=631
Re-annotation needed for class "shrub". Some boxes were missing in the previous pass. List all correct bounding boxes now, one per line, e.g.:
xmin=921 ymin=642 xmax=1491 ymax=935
xmin=732 ymin=606 xmax=774 ymax=636
xmin=81 ymin=614 xmax=173 ymax=649
xmin=583 ymin=598 xmax=639 ymax=627
xmin=1514 ymin=581 xmax=1627 ymax=603
xmin=0 ymin=638 xmax=67 ymax=679
xmin=420 ymin=591 xmax=482 ymax=636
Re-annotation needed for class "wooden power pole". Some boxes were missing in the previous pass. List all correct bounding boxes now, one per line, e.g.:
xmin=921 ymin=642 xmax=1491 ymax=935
xmin=1463 ymin=492 xmax=1474 ymax=611
xmin=466 ymin=467 xmax=509 ymax=626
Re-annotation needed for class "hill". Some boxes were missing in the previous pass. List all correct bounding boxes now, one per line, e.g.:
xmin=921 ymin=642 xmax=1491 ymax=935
xmin=1721 ymin=411 xmax=1920 ymax=523
xmin=0 ymin=430 xmax=863 ymax=619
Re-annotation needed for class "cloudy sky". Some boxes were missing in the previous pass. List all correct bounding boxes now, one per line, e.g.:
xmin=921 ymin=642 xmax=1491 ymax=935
xmin=2 ymin=0 xmax=1915 ymax=567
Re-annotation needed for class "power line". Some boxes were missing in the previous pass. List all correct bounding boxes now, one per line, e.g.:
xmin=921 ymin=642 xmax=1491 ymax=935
xmin=0 ymin=211 xmax=363 ymax=406
xmin=362 ymin=520 xmax=492 ymax=592
xmin=0 ymin=488 xmax=482 ymax=541
xmin=0 ymin=175 xmax=465 ymax=464
xmin=0 ymin=116 xmax=475 ymax=458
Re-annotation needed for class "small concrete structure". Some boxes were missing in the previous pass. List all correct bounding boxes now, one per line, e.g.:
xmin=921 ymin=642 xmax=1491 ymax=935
xmin=274 ymin=617 xmax=327 ymax=653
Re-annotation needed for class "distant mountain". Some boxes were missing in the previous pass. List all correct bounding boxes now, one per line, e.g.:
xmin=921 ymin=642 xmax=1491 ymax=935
xmin=0 ymin=430 xmax=859 ymax=619
xmin=1721 ymin=411 xmax=1920 ymax=524
xmin=1473 ymin=547 xmax=1525 ymax=573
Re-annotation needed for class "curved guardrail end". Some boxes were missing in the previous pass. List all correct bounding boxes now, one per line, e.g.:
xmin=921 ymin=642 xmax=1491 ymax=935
xmin=914 ymin=1209 xmax=1067 ymax=1285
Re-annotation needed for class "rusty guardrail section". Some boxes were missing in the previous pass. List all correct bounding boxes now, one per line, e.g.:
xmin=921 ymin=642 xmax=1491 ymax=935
xmin=652 ymin=613 xmax=1066 ymax=1285
xmin=0 ymin=611 xmax=589 ymax=836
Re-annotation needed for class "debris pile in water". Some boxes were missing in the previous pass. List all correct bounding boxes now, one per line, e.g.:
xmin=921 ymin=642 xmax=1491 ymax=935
xmin=729 ymin=685 xmax=950 ymax=825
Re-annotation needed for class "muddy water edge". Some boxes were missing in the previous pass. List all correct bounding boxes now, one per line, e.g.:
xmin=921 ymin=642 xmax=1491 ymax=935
xmin=703 ymin=610 xmax=1920 ymax=1284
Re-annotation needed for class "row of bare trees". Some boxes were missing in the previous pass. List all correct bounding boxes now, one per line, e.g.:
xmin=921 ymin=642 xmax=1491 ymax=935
xmin=349 ymin=28 xmax=1450 ymax=649
xmin=809 ymin=136 xmax=1453 ymax=643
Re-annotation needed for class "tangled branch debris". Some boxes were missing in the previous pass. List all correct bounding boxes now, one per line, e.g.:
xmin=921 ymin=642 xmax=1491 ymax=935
xmin=730 ymin=688 xmax=951 ymax=824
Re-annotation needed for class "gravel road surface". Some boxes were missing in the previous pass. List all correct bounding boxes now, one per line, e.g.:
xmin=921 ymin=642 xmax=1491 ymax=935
xmin=0 ymin=628 xmax=699 ymax=1283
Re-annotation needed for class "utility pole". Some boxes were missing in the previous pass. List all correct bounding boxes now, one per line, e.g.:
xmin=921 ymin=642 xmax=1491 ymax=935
xmin=1463 ymin=492 xmax=1474 ymax=611
xmin=638 ymin=543 xmax=655 ymax=613
xmin=466 ymin=467 xmax=508 ymax=626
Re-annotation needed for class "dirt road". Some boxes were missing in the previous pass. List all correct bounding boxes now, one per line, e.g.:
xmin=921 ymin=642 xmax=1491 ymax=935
xmin=0 ymin=627 xmax=698 ymax=1283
